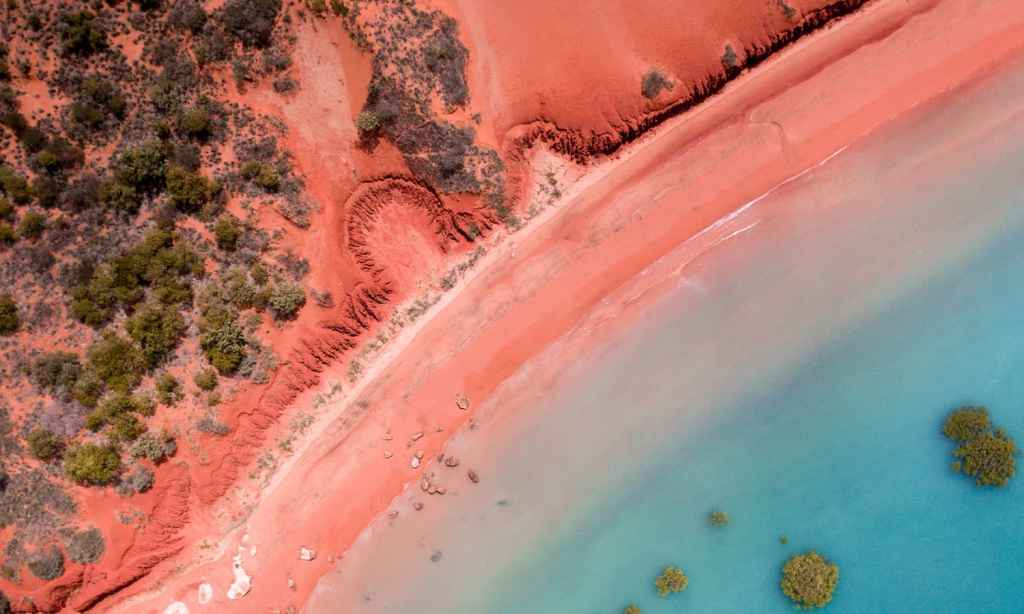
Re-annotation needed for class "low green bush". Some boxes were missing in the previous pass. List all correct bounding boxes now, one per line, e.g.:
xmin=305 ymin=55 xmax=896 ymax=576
xmin=27 ymin=428 xmax=63 ymax=461
xmin=165 ymin=165 xmax=215 ymax=212
xmin=114 ymin=140 xmax=166 ymax=194
xmin=86 ymin=332 xmax=146 ymax=393
xmin=213 ymin=215 xmax=241 ymax=251
xmin=30 ymin=351 xmax=82 ymax=399
xmin=64 ymin=443 xmax=121 ymax=485
xmin=126 ymin=303 xmax=186 ymax=367
xmin=130 ymin=430 xmax=176 ymax=464
xmin=194 ymin=367 xmax=218 ymax=391
xmin=240 ymin=160 xmax=280 ymax=192
xmin=155 ymin=373 xmax=183 ymax=405
xmin=59 ymin=11 xmax=107 ymax=57
xmin=0 ymin=295 xmax=18 ymax=334
xmin=268 ymin=281 xmax=305 ymax=320
xmin=17 ymin=210 xmax=45 ymax=239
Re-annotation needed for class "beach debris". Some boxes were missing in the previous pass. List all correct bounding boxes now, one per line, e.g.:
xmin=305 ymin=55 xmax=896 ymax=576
xmin=383 ymin=431 xmax=393 ymax=441
xmin=430 ymin=550 xmax=443 ymax=562
xmin=420 ymin=477 xmax=431 ymax=492
xmin=164 ymin=602 xmax=189 ymax=614
xmin=227 ymin=551 xmax=252 ymax=599
xmin=388 ymin=510 xmax=399 ymax=520
xmin=469 ymin=419 xmax=479 ymax=430
xmin=497 ymin=499 xmax=509 ymax=507
xmin=384 ymin=450 xmax=393 ymax=459
xmin=412 ymin=501 xmax=424 ymax=511
xmin=456 ymin=394 xmax=470 ymax=410
xmin=467 ymin=469 xmax=480 ymax=483
xmin=197 ymin=582 xmax=213 ymax=605
xmin=411 ymin=431 xmax=424 ymax=442
xmin=410 ymin=455 xmax=421 ymax=468
xmin=287 ymin=576 xmax=296 ymax=590
xmin=299 ymin=547 xmax=317 ymax=561
xmin=444 ymin=456 xmax=460 ymax=468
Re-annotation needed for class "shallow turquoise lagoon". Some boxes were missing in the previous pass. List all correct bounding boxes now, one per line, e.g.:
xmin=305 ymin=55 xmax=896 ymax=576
xmin=310 ymin=60 xmax=1024 ymax=614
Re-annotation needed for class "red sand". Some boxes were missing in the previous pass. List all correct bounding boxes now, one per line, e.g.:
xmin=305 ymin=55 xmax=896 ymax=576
xmin=90 ymin=1 xmax=1024 ymax=612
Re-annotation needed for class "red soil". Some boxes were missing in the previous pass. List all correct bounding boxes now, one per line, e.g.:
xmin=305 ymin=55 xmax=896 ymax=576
xmin=11 ymin=0 xmax=1021 ymax=612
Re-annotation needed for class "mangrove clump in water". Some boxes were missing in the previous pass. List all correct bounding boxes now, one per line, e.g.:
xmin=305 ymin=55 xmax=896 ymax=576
xmin=708 ymin=510 xmax=729 ymax=527
xmin=780 ymin=551 xmax=839 ymax=609
xmin=654 ymin=565 xmax=688 ymax=597
xmin=942 ymin=406 xmax=1016 ymax=487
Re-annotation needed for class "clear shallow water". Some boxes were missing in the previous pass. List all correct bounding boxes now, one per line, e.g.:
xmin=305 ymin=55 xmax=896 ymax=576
xmin=310 ymin=61 xmax=1024 ymax=614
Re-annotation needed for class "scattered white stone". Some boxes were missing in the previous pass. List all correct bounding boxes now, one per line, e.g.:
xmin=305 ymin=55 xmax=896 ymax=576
xmin=249 ymin=546 xmax=256 ymax=557
xmin=410 ymin=455 xmax=421 ymax=468
xmin=227 ymin=552 xmax=251 ymax=599
xmin=299 ymin=547 xmax=316 ymax=561
xmin=384 ymin=450 xmax=393 ymax=459
xmin=197 ymin=582 xmax=213 ymax=605
xmin=164 ymin=602 xmax=189 ymax=614
xmin=455 ymin=394 xmax=470 ymax=410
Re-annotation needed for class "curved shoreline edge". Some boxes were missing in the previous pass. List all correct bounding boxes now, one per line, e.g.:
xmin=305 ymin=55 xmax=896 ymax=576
xmin=106 ymin=1 xmax=1024 ymax=612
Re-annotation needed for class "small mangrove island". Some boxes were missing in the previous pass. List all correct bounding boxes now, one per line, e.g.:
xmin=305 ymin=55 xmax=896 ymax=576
xmin=780 ymin=551 xmax=840 ymax=609
xmin=654 ymin=565 xmax=688 ymax=597
xmin=942 ymin=406 xmax=1017 ymax=487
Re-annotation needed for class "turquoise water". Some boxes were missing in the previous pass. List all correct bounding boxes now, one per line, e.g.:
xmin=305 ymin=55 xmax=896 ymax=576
xmin=309 ymin=60 xmax=1024 ymax=614
xmin=490 ymin=221 xmax=1024 ymax=614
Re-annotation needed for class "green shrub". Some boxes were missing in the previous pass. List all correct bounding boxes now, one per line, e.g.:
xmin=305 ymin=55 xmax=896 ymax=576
xmin=0 ymin=165 xmax=31 ymax=204
xmin=86 ymin=332 xmax=146 ymax=393
xmin=655 ymin=566 xmax=688 ymax=597
xmin=71 ymin=77 xmax=126 ymax=130
xmin=624 ymin=606 xmax=640 ymax=614
xmin=240 ymin=160 xmax=280 ymax=192
xmin=30 ymin=351 xmax=82 ymax=398
xmin=179 ymin=107 xmax=211 ymax=138
xmin=943 ymin=406 xmax=990 ymax=441
xmin=72 ymin=369 xmax=104 ymax=408
xmin=709 ymin=510 xmax=729 ymax=527
xmin=0 ymin=295 xmax=18 ymax=334
xmin=200 ymin=320 xmax=247 ymax=374
xmin=60 ymin=11 xmax=107 ymax=56
xmin=194 ymin=367 xmax=219 ymax=391
xmin=165 ymin=165 xmax=214 ymax=212
xmin=0 ymin=588 xmax=9 ymax=614
xmin=0 ymin=198 xmax=11 ymax=219
xmin=355 ymin=110 xmax=379 ymax=133
xmin=268 ymin=281 xmax=305 ymax=320
xmin=64 ymin=443 xmax=121 ymax=485
xmin=99 ymin=180 xmax=140 ymax=215
xmin=0 ymin=222 xmax=14 ymax=244
xmin=130 ymin=430 xmax=176 ymax=464
xmin=108 ymin=413 xmax=145 ymax=442
xmin=780 ymin=551 xmax=839 ymax=609
xmin=213 ymin=215 xmax=241 ymax=251
xmin=114 ymin=141 xmax=166 ymax=193
xmin=943 ymin=406 xmax=1017 ymax=487
xmin=17 ymin=210 xmax=45 ymax=239
xmin=221 ymin=0 xmax=282 ymax=48
xmin=155 ymin=373 xmax=183 ymax=405
xmin=66 ymin=527 xmax=105 ymax=564
xmin=27 ymin=546 xmax=64 ymax=581
xmin=86 ymin=392 xmax=155 ymax=432
xmin=27 ymin=428 xmax=63 ymax=461
xmin=126 ymin=303 xmax=186 ymax=367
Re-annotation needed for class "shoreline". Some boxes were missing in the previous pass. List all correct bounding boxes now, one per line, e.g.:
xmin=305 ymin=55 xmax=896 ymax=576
xmin=104 ymin=1 xmax=1024 ymax=611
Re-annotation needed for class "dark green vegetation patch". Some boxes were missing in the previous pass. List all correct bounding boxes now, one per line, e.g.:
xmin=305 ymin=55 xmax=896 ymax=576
xmin=942 ymin=406 xmax=1017 ymax=487
xmin=780 ymin=551 xmax=840 ymax=609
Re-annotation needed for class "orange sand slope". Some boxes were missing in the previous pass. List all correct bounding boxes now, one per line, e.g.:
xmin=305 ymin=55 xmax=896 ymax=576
xmin=100 ymin=1 xmax=1024 ymax=613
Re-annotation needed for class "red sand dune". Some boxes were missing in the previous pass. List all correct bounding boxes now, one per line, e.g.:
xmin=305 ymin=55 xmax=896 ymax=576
xmin=18 ymin=0 xmax=1021 ymax=612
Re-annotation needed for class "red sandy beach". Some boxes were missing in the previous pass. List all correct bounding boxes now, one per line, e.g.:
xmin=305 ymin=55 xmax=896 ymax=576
xmin=98 ymin=1 xmax=1024 ymax=612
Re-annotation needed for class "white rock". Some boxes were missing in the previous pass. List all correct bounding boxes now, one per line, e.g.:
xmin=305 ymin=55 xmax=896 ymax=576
xmin=410 ymin=455 xmax=421 ymax=468
xmin=197 ymin=582 xmax=213 ymax=605
xmin=227 ymin=552 xmax=251 ymax=599
xmin=164 ymin=603 xmax=189 ymax=614
xmin=299 ymin=547 xmax=316 ymax=561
